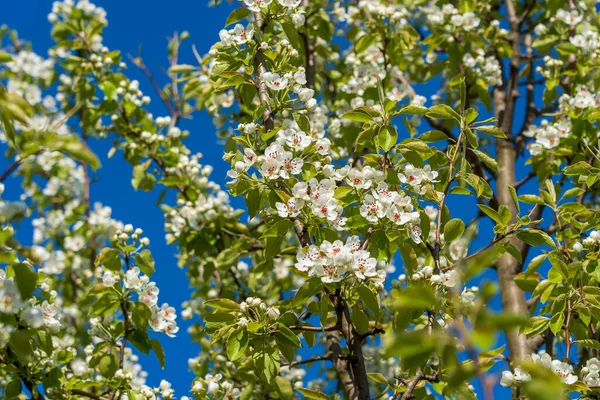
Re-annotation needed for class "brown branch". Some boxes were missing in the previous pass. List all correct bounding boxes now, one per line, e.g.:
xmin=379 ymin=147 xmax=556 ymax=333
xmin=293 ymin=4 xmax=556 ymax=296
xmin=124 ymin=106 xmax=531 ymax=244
xmin=128 ymin=51 xmax=177 ymax=119
xmin=71 ymin=389 xmax=109 ymax=400
xmin=284 ymin=354 xmax=333 ymax=368
xmin=288 ymin=325 xmax=338 ymax=332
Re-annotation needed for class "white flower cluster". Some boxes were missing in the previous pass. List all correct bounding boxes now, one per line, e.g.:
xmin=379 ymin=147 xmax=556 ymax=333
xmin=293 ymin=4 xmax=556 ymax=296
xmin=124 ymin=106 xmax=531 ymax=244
xmin=106 ymin=79 xmax=151 ymax=108
xmin=192 ymin=373 xmax=241 ymax=398
xmin=295 ymin=236 xmax=386 ymax=283
xmin=101 ymin=231 xmax=179 ymax=338
xmin=407 ymin=264 xmax=458 ymax=288
xmin=4 ymin=49 xmax=54 ymax=105
xmin=165 ymin=190 xmax=235 ymax=241
xmin=582 ymin=357 xmax=600 ymax=386
xmin=219 ymin=24 xmax=254 ymax=46
xmin=242 ymin=0 xmax=301 ymax=12
xmin=49 ymin=0 xmax=108 ymax=26
xmin=0 ymin=269 xmax=62 ymax=331
xmin=523 ymin=119 xmax=571 ymax=156
xmin=462 ymin=51 xmax=503 ymax=86
xmin=555 ymin=9 xmax=583 ymax=26
xmin=122 ymin=267 xmax=179 ymax=337
xmin=6 ymin=50 xmax=54 ymax=81
xmin=237 ymin=296 xmax=280 ymax=326
xmin=500 ymin=352 xmax=577 ymax=387
xmin=290 ymin=178 xmax=345 ymax=228
xmin=398 ymin=164 xmax=438 ymax=194
xmin=423 ymin=3 xmax=481 ymax=32
xmin=360 ymin=182 xmax=420 ymax=226
xmin=582 ymin=230 xmax=600 ymax=247
xmin=561 ymin=85 xmax=600 ymax=111
xmin=570 ymin=26 xmax=600 ymax=54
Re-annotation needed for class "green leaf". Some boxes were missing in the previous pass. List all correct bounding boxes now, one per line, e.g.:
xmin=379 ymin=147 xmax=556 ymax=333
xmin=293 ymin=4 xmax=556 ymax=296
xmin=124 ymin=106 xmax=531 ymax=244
xmin=95 ymin=248 xmax=121 ymax=272
xmin=517 ymin=229 xmax=555 ymax=248
xmin=514 ymin=272 xmax=540 ymax=292
xmin=253 ymin=341 xmax=279 ymax=384
xmin=1 ymin=113 xmax=16 ymax=148
xmin=520 ymin=316 xmax=550 ymax=337
xmin=204 ymin=298 xmax=240 ymax=311
xmin=518 ymin=194 xmax=545 ymax=205
xmin=296 ymin=388 xmax=328 ymax=400
xmin=98 ymin=352 xmax=118 ymax=377
xmin=378 ymin=125 xmax=397 ymax=152
xmin=132 ymin=163 xmax=156 ymax=191
xmin=471 ymin=149 xmax=498 ymax=172
xmin=475 ymin=125 xmax=507 ymax=139
xmin=576 ymin=339 xmax=600 ymax=350
xmin=262 ymin=219 xmax=294 ymax=238
xmin=477 ymin=204 xmax=502 ymax=225
xmin=214 ymin=248 xmax=240 ymax=268
xmin=134 ymin=250 xmax=155 ymax=277
xmin=225 ymin=8 xmax=252 ymax=26
xmin=341 ymin=106 xmax=381 ymax=123
xmin=444 ymin=218 xmax=465 ymax=243
xmin=132 ymin=302 xmax=152 ymax=329
xmin=293 ymin=278 xmax=323 ymax=307
xmin=13 ymin=263 xmax=38 ymax=299
xmin=9 ymin=331 xmax=34 ymax=363
xmin=397 ymin=104 xmax=428 ymax=116
xmin=426 ymin=104 xmax=461 ymax=122
xmin=275 ymin=376 xmax=294 ymax=400
xmin=53 ymin=139 xmax=101 ymax=170
xmin=150 ymin=339 xmax=166 ymax=369
xmin=354 ymin=32 xmax=378 ymax=54
xmin=352 ymin=308 xmax=370 ymax=335
xmin=129 ymin=329 xmax=152 ymax=354
xmin=357 ymin=285 xmax=379 ymax=313
xmin=6 ymin=379 xmax=21 ymax=398
xmin=281 ymin=22 xmax=300 ymax=48
xmin=227 ymin=329 xmax=249 ymax=361
xmin=561 ymin=187 xmax=584 ymax=200
xmin=564 ymin=161 xmax=592 ymax=176
xmin=367 ymin=372 xmax=389 ymax=385
xmin=169 ymin=64 xmax=196 ymax=74
xmin=418 ymin=130 xmax=449 ymax=143
xmin=508 ymin=185 xmax=520 ymax=214
xmin=532 ymin=35 xmax=560 ymax=50
xmin=214 ymin=73 xmax=245 ymax=90
xmin=550 ymin=312 xmax=564 ymax=335
xmin=0 ymin=51 xmax=13 ymax=63
xmin=277 ymin=323 xmax=301 ymax=347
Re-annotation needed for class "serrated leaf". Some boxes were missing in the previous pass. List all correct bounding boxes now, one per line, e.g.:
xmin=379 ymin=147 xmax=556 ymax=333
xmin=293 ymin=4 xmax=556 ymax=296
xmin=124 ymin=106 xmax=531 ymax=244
xmin=205 ymin=298 xmax=240 ymax=311
xmin=471 ymin=149 xmax=498 ymax=172
xmin=564 ymin=161 xmax=592 ymax=176
xmin=426 ymin=104 xmax=461 ymax=121
xmin=475 ymin=125 xmax=507 ymax=139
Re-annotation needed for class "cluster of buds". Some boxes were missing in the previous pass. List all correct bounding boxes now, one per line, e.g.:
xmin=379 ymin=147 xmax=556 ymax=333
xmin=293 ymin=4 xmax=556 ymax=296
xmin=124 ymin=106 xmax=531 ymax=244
xmin=238 ymin=297 xmax=280 ymax=326
xmin=112 ymin=224 xmax=150 ymax=247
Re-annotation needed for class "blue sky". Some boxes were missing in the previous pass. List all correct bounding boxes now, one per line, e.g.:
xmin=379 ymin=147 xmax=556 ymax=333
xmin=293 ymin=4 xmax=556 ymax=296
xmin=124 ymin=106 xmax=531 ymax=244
xmin=1 ymin=1 xmax=550 ymax=398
